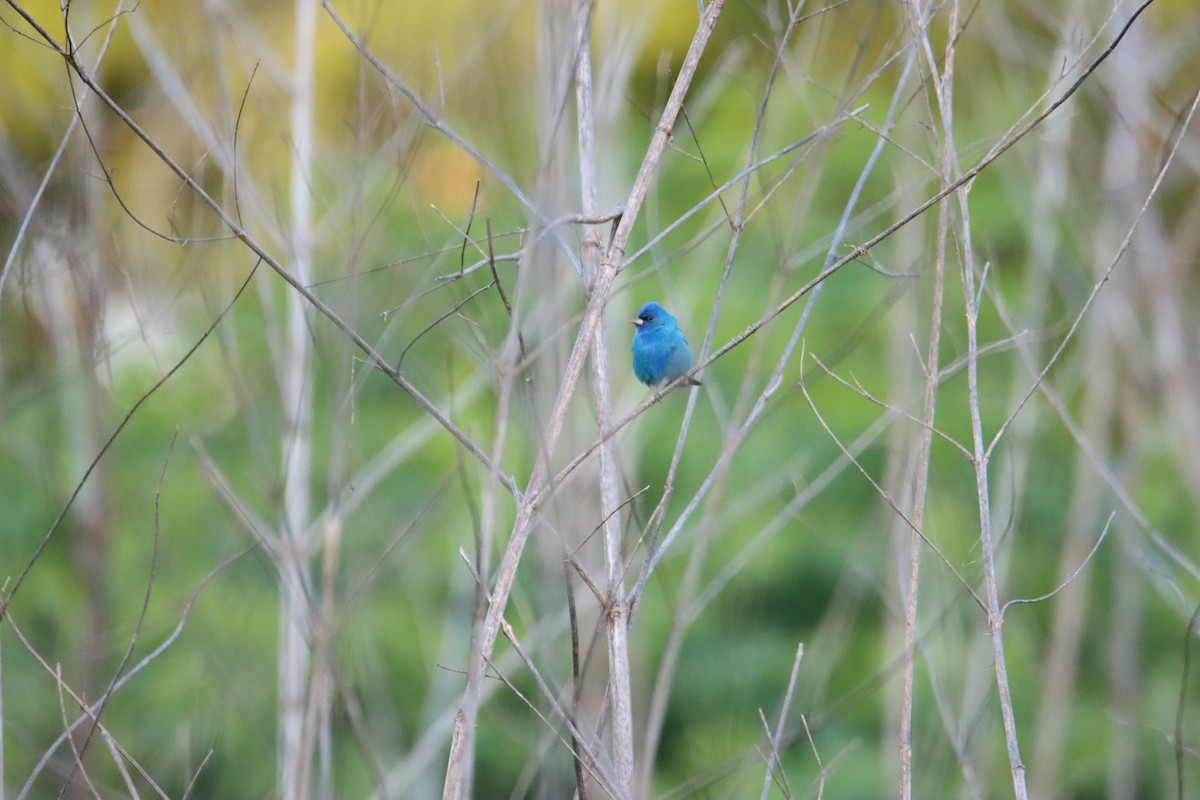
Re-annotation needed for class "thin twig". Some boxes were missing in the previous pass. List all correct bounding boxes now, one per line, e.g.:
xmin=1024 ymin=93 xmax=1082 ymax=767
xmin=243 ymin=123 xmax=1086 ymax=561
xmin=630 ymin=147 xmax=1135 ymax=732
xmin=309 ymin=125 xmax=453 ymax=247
xmin=1175 ymin=601 xmax=1200 ymax=800
xmin=16 ymin=545 xmax=255 ymax=798
xmin=1002 ymin=513 xmax=1115 ymax=616
xmin=0 ymin=265 xmax=258 ymax=619
xmin=759 ymin=643 xmax=805 ymax=800
xmin=799 ymin=346 xmax=984 ymax=610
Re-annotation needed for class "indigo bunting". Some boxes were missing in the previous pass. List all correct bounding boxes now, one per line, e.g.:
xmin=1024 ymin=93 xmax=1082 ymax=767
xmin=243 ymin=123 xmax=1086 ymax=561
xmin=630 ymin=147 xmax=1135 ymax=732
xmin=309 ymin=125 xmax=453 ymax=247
xmin=631 ymin=301 xmax=701 ymax=388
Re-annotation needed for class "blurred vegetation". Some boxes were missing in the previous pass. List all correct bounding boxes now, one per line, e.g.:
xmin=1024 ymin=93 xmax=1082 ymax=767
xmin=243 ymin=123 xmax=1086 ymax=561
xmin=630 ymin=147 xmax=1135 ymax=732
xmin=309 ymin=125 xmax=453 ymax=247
xmin=2 ymin=0 xmax=1200 ymax=798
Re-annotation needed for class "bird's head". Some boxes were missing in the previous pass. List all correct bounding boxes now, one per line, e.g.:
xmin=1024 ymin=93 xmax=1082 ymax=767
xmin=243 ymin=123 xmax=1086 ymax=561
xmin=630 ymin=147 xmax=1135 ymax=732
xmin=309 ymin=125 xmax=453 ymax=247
xmin=632 ymin=301 xmax=674 ymax=333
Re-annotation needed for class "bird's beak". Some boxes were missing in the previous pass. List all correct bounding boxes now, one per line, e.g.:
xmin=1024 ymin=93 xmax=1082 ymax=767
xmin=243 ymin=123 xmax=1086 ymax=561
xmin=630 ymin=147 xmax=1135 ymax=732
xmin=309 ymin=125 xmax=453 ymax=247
xmin=631 ymin=316 xmax=643 ymax=326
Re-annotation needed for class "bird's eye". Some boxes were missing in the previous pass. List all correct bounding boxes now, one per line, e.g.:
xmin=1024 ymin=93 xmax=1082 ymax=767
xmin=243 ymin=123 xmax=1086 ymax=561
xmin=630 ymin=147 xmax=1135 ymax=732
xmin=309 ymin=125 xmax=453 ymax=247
xmin=645 ymin=315 xmax=654 ymax=321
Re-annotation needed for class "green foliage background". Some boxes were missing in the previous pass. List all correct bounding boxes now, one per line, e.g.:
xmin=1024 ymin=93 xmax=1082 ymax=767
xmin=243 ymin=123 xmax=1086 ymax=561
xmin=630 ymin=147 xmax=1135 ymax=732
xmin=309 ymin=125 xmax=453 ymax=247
xmin=2 ymin=0 xmax=1199 ymax=798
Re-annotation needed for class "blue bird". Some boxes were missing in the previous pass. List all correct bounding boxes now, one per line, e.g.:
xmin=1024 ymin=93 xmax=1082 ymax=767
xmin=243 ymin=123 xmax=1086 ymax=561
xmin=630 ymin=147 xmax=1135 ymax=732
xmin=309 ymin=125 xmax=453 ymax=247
xmin=631 ymin=301 xmax=701 ymax=388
